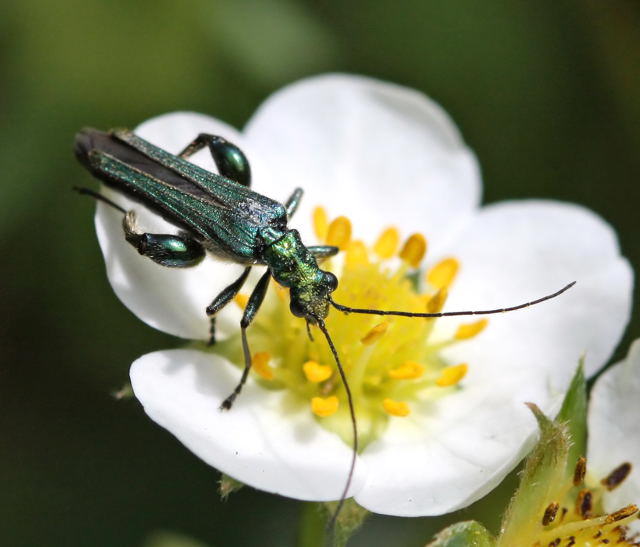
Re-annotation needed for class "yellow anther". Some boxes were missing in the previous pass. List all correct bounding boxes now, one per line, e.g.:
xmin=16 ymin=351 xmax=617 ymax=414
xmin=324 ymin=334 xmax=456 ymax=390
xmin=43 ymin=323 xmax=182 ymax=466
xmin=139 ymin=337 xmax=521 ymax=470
xmin=388 ymin=361 xmax=425 ymax=380
xmin=426 ymin=288 xmax=448 ymax=314
xmin=382 ymin=398 xmax=410 ymax=417
xmin=313 ymin=206 xmax=328 ymax=241
xmin=252 ymin=352 xmax=274 ymax=380
xmin=427 ymin=257 xmax=459 ymax=289
xmin=361 ymin=322 xmax=389 ymax=345
xmin=345 ymin=240 xmax=369 ymax=268
xmin=311 ymin=396 xmax=339 ymax=417
xmin=373 ymin=227 xmax=400 ymax=259
xmin=303 ymin=360 xmax=332 ymax=383
xmin=455 ymin=319 xmax=488 ymax=340
xmin=436 ymin=363 xmax=468 ymax=387
xmin=399 ymin=233 xmax=427 ymax=267
xmin=234 ymin=293 xmax=249 ymax=310
xmin=326 ymin=216 xmax=352 ymax=250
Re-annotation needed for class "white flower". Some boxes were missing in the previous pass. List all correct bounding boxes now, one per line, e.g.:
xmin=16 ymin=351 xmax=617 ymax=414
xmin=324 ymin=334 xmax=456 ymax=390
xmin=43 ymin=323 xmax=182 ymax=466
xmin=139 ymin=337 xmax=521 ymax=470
xmin=93 ymin=74 xmax=633 ymax=516
xmin=587 ymin=338 xmax=640 ymax=533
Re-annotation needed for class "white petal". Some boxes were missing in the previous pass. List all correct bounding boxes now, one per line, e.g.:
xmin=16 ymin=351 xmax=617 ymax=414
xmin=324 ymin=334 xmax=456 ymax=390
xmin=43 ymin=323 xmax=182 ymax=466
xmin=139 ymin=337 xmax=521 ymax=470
xmin=130 ymin=349 xmax=367 ymax=500
xmin=355 ymin=375 xmax=540 ymax=516
xmin=244 ymin=74 xmax=481 ymax=250
xmin=94 ymin=112 xmax=261 ymax=340
xmin=588 ymin=339 xmax=640 ymax=517
xmin=356 ymin=200 xmax=632 ymax=516
xmin=440 ymin=200 xmax=632 ymax=384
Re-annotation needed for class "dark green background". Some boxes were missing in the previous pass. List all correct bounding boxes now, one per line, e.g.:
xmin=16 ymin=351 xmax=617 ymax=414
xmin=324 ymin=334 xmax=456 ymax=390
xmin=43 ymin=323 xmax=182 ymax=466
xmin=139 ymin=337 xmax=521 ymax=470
xmin=2 ymin=1 xmax=638 ymax=545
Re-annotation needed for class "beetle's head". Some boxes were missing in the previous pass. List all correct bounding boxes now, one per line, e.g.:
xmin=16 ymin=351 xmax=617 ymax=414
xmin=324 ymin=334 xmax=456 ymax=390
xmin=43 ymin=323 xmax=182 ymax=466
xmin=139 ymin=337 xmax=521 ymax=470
xmin=289 ymin=270 xmax=338 ymax=323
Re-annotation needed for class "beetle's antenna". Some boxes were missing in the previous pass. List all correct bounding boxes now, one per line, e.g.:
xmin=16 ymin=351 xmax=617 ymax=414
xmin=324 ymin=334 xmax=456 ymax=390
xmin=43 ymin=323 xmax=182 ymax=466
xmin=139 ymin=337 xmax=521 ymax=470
xmin=317 ymin=319 xmax=358 ymax=529
xmin=331 ymin=281 xmax=575 ymax=318
xmin=73 ymin=186 xmax=127 ymax=214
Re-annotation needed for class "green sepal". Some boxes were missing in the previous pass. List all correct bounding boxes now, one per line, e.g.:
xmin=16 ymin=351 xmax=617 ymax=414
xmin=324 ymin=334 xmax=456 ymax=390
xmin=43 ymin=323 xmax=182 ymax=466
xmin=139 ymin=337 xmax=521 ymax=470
xmin=321 ymin=499 xmax=369 ymax=547
xmin=218 ymin=473 xmax=244 ymax=500
xmin=498 ymin=403 xmax=570 ymax=545
xmin=426 ymin=521 xmax=496 ymax=547
xmin=111 ymin=382 xmax=134 ymax=400
xmin=556 ymin=360 xmax=587 ymax=475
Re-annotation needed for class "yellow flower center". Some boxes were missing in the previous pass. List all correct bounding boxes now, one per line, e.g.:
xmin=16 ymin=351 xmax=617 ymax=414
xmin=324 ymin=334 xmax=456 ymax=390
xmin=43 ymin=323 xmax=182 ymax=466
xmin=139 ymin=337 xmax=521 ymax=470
xmin=222 ymin=206 xmax=488 ymax=448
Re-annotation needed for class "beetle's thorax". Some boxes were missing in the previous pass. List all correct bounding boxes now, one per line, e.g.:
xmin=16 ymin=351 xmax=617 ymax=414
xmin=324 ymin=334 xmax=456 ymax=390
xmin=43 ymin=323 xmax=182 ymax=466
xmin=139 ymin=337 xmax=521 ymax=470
xmin=260 ymin=228 xmax=336 ymax=321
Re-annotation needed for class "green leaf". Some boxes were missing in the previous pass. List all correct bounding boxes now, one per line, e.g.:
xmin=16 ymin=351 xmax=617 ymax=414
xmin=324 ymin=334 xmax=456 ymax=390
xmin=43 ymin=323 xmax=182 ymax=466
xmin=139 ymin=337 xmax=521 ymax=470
xmin=427 ymin=521 xmax=495 ymax=547
xmin=556 ymin=360 xmax=587 ymax=474
xmin=498 ymin=404 xmax=570 ymax=545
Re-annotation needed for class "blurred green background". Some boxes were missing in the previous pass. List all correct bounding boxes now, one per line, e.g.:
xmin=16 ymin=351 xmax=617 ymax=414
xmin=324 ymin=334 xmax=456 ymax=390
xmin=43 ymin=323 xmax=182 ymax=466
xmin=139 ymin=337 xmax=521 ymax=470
xmin=2 ymin=1 xmax=638 ymax=545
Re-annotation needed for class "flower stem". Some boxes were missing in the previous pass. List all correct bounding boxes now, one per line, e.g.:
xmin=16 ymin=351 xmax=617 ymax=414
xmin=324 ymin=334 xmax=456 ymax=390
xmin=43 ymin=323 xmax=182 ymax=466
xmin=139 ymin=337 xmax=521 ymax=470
xmin=297 ymin=502 xmax=326 ymax=547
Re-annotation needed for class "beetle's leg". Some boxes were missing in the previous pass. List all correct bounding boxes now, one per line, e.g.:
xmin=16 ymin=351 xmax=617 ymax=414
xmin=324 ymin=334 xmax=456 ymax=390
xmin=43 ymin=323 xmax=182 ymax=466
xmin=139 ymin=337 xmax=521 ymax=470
xmin=284 ymin=187 xmax=304 ymax=219
xmin=308 ymin=245 xmax=340 ymax=259
xmin=123 ymin=211 xmax=205 ymax=267
xmin=205 ymin=267 xmax=252 ymax=346
xmin=178 ymin=134 xmax=251 ymax=188
xmin=220 ymin=269 xmax=271 ymax=410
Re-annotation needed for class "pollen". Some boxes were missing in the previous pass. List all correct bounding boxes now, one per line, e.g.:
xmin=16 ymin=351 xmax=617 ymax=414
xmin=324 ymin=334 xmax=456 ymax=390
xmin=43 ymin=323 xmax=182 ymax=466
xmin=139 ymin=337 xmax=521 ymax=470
xmin=399 ymin=233 xmax=427 ymax=267
xmin=427 ymin=257 xmax=459 ymax=289
xmin=382 ymin=398 xmax=410 ymax=417
xmin=252 ymin=352 xmax=274 ymax=380
xmin=311 ymin=396 xmax=339 ymax=417
xmin=436 ymin=363 xmax=468 ymax=387
xmin=361 ymin=322 xmax=389 ymax=345
xmin=234 ymin=293 xmax=249 ymax=309
xmin=389 ymin=361 xmax=425 ymax=380
xmin=455 ymin=319 xmax=488 ymax=340
xmin=373 ymin=227 xmax=400 ymax=259
xmin=303 ymin=360 xmax=332 ymax=383
xmin=313 ymin=206 xmax=328 ymax=241
xmin=326 ymin=216 xmax=352 ymax=250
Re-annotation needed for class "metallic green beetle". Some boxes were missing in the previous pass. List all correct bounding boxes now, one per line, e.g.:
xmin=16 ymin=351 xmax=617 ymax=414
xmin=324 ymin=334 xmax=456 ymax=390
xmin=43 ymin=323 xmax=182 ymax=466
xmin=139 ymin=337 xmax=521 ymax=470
xmin=75 ymin=127 xmax=574 ymax=521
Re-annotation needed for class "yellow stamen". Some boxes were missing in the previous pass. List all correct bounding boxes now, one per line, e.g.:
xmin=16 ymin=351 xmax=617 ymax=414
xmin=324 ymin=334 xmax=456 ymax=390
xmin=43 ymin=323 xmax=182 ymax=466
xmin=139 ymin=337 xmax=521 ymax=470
xmin=399 ymin=233 xmax=427 ymax=267
xmin=427 ymin=257 xmax=459 ymax=289
xmin=345 ymin=240 xmax=369 ymax=268
xmin=361 ymin=322 xmax=389 ymax=345
xmin=253 ymin=352 xmax=274 ymax=380
xmin=311 ymin=396 xmax=339 ymax=417
xmin=388 ymin=361 xmax=425 ymax=380
xmin=436 ymin=363 xmax=468 ymax=387
xmin=373 ymin=227 xmax=400 ymax=259
xmin=382 ymin=398 xmax=410 ymax=417
xmin=426 ymin=288 xmax=448 ymax=314
xmin=326 ymin=216 xmax=352 ymax=250
xmin=455 ymin=319 xmax=488 ymax=340
xmin=302 ymin=360 xmax=332 ymax=383
xmin=234 ymin=293 xmax=249 ymax=310
xmin=313 ymin=206 xmax=328 ymax=241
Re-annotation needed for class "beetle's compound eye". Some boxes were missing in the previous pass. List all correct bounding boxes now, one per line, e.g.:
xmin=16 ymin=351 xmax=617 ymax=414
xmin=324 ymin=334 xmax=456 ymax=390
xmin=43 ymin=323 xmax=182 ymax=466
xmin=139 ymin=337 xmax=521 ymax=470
xmin=324 ymin=272 xmax=338 ymax=292
xmin=289 ymin=297 xmax=306 ymax=318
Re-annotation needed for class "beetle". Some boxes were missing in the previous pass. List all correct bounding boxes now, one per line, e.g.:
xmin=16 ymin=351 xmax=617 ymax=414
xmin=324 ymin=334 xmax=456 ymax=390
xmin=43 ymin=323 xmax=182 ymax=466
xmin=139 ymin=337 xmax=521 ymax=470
xmin=74 ymin=127 xmax=575 ymax=522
